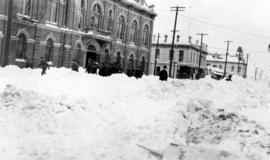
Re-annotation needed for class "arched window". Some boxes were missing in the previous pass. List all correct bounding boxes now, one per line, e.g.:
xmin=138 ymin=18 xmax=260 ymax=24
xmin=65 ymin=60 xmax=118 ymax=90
xmin=45 ymin=39 xmax=54 ymax=62
xmin=141 ymin=56 xmax=145 ymax=70
xmin=16 ymin=34 xmax=27 ymax=59
xmin=116 ymin=52 xmax=121 ymax=64
xmin=117 ymin=15 xmax=126 ymax=41
xmin=22 ymin=0 xmax=32 ymax=16
xmin=76 ymin=44 xmax=82 ymax=65
xmin=78 ymin=0 xmax=85 ymax=29
xmin=143 ymin=25 xmax=149 ymax=46
xmin=130 ymin=20 xmax=138 ymax=43
xmin=92 ymin=3 xmax=102 ymax=28
xmin=107 ymin=10 xmax=113 ymax=31
xmin=49 ymin=0 xmax=59 ymax=23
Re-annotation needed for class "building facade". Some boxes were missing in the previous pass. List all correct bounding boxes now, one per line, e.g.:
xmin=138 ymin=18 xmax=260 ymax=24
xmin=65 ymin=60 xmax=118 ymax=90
xmin=0 ymin=0 xmax=156 ymax=74
xmin=206 ymin=53 xmax=248 ymax=77
xmin=150 ymin=36 xmax=209 ymax=79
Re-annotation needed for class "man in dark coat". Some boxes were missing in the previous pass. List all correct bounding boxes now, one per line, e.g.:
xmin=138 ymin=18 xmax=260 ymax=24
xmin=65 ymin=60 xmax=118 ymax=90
xmin=85 ymin=59 xmax=92 ymax=74
xmin=226 ymin=75 xmax=232 ymax=81
xmin=159 ymin=66 xmax=168 ymax=81
xmin=71 ymin=59 xmax=79 ymax=72
xmin=39 ymin=57 xmax=50 ymax=75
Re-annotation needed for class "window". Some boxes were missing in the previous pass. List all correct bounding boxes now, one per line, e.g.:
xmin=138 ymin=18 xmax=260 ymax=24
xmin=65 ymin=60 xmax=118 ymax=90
xmin=22 ymin=0 xmax=32 ymax=16
xmin=76 ymin=44 xmax=82 ymax=65
xmin=219 ymin=65 xmax=222 ymax=69
xmin=238 ymin=66 xmax=241 ymax=73
xmin=179 ymin=50 xmax=184 ymax=62
xmin=49 ymin=0 xmax=59 ymax=23
xmin=143 ymin=25 xmax=149 ymax=46
xmin=16 ymin=34 xmax=27 ymax=59
xmin=213 ymin=65 xmax=217 ymax=68
xmin=231 ymin=66 xmax=235 ymax=72
xmin=141 ymin=56 xmax=145 ymax=70
xmin=107 ymin=10 xmax=113 ymax=31
xmin=45 ymin=39 xmax=54 ymax=62
xmin=105 ymin=49 xmax=109 ymax=62
xmin=190 ymin=52 xmax=192 ymax=62
xmin=117 ymin=16 xmax=126 ymax=41
xmin=156 ymin=50 xmax=160 ymax=59
xmin=92 ymin=4 xmax=102 ymax=28
xmin=78 ymin=0 xmax=85 ymax=29
xmin=130 ymin=20 xmax=138 ymax=43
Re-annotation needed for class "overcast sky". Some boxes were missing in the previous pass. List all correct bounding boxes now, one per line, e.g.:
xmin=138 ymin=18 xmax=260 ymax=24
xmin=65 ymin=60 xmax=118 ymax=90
xmin=146 ymin=0 xmax=270 ymax=79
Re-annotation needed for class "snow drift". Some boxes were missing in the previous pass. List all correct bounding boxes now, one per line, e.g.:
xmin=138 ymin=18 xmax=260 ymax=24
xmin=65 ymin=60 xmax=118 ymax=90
xmin=0 ymin=66 xmax=270 ymax=160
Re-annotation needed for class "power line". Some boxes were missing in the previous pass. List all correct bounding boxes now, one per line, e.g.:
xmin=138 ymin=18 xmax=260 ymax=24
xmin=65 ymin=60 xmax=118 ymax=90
xmin=154 ymin=7 xmax=270 ymax=39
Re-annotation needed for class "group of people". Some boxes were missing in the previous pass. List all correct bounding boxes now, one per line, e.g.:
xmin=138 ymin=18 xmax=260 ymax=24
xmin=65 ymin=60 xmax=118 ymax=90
xmin=37 ymin=57 xmax=170 ymax=82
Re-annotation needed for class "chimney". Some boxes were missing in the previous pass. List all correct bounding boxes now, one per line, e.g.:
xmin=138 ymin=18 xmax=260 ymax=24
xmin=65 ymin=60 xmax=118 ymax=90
xmin=188 ymin=36 xmax=192 ymax=44
xmin=164 ymin=35 xmax=168 ymax=42
xmin=176 ymin=35 xmax=180 ymax=42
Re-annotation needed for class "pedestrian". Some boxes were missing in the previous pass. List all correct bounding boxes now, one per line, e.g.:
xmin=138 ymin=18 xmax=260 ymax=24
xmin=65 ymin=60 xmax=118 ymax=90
xmin=159 ymin=65 xmax=168 ymax=81
xmin=71 ymin=59 xmax=79 ymax=72
xmin=25 ymin=57 xmax=32 ymax=68
xmin=39 ymin=57 xmax=50 ymax=75
xmin=85 ymin=59 xmax=92 ymax=74
xmin=226 ymin=75 xmax=232 ymax=81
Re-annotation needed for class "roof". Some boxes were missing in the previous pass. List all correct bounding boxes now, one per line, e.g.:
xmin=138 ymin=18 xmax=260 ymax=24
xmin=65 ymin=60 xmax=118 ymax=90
xmin=152 ymin=42 xmax=209 ymax=55
xmin=122 ymin=0 xmax=157 ymax=16
xmin=207 ymin=54 xmax=246 ymax=64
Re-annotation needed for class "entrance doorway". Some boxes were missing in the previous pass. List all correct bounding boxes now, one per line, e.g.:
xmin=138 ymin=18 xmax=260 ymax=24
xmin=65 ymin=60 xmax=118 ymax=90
xmin=86 ymin=45 xmax=99 ymax=66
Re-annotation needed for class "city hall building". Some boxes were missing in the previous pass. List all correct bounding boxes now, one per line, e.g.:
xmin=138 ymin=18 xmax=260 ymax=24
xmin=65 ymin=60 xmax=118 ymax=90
xmin=0 ymin=0 xmax=156 ymax=74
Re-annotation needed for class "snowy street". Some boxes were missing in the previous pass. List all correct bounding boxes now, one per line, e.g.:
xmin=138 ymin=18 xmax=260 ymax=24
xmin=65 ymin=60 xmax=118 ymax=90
xmin=0 ymin=66 xmax=270 ymax=160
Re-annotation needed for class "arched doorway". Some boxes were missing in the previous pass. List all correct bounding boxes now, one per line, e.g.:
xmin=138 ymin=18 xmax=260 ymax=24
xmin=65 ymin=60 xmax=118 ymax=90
xmin=86 ymin=45 xmax=99 ymax=66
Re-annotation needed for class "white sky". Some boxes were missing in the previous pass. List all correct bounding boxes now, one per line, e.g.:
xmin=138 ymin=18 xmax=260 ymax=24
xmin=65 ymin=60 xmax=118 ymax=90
xmin=146 ymin=0 xmax=270 ymax=79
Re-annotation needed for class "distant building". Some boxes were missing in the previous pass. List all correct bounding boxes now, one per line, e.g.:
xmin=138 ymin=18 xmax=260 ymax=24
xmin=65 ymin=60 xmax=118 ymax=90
xmin=206 ymin=53 xmax=248 ymax=77
xmin=0 ymin=0 xmax=156 ymax=74
xmin=150 ymin=35 xmax=209 ymax=79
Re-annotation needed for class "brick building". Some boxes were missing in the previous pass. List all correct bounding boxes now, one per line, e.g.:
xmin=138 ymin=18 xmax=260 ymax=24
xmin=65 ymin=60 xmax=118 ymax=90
xmin=0 ymin=0 xmax=156 ymax=74
xmin=150 ymin=35 xmax=209 ymax=79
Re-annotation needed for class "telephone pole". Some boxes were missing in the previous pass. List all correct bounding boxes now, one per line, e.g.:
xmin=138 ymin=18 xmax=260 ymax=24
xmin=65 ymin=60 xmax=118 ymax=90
xmin=169 ymin=6 xmax=185 ymax=77
xmin=244 ymin=54 xmax=249 ymax=78
xmin=197 ymin=33 xmax=208 ymax=77
xmin=154 ymin=33 xmax=160 ymax=75
xmin=224 ymin=40 xmax=233 ymax=77
xmin=254 ymin=67 xmax=259 ymax=80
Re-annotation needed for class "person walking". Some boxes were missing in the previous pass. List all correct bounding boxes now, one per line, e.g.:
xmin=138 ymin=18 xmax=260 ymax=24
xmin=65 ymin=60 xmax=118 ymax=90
xmin=159 ymin=66 xmax=168 ymax=81
xmin=39 ymin=57 xmax=50 ymax=75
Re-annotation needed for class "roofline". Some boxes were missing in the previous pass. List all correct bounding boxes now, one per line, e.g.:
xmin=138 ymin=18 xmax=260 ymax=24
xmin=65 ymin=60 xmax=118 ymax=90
xmin=152 ymin=43 xmax=209 ymax=54
xmin=121 ymin=0 xmax=157 ymax=17
xmin=206 ymin=60 xmax=247 ymax=65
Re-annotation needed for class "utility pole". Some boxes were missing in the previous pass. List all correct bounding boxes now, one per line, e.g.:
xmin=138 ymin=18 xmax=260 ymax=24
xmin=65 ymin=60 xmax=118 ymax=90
xmin=224 ymin=40 xmax=233 ymax=77
xmin=255 ymin=67 xmax=258 ymax=80
xmin=197 ymin=33 xmax=208 ymax=78
xmin=2 ymin=0 xmax=13 ymax=66
xmin=244 ymin=54 xmax=249 ymax=78
xmin=154 ymin=33 xmax=160 ymax=75
xmin=169 ymin=6 xmax=185 ymax=77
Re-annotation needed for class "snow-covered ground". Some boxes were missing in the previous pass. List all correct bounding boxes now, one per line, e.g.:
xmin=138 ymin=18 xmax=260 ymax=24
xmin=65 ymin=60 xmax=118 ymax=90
xmin=0 ymin=66 xmax=270 ymax=160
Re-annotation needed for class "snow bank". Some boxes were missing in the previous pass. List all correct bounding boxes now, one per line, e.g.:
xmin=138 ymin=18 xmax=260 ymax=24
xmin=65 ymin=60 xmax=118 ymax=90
xmin=0 ymin=66 xmax=270 ymax=160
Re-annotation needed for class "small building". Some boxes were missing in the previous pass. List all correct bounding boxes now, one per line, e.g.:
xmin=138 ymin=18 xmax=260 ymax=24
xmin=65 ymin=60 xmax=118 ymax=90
xmin=0 ymin=0 xmax=156 ymax=75
xmin=206 ymin=53 xmax=248 ymax=78
xmin=150 ymin=35 xmax=209 ymax=79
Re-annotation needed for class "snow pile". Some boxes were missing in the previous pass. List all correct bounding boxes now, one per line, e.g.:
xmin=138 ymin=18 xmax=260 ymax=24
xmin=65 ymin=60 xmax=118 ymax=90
xmin=0 ymin=66 xmax=270 ymax=160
